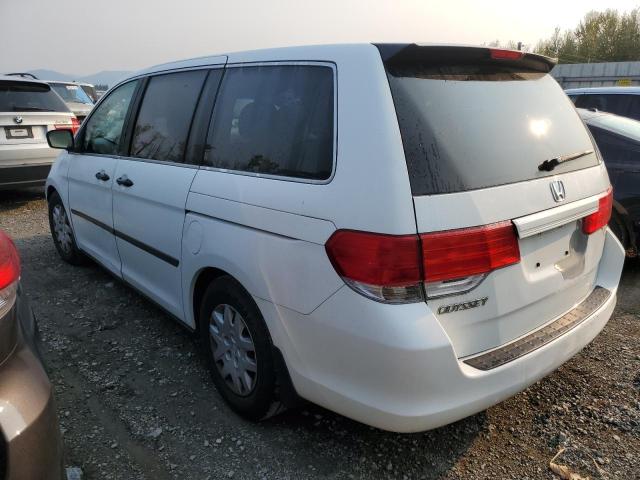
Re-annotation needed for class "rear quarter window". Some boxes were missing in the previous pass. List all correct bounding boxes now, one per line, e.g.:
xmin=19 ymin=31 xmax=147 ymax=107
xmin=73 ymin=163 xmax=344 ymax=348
xmin=386 ymin=66 xmax=599 ymax=195
xmin=205 ymin=64 xmax=334 ymax=181
xmin=0 ymin=80 xmax=69 ymax=112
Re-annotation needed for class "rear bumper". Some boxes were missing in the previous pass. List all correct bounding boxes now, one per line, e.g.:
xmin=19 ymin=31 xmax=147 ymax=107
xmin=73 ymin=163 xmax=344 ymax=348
xmin=0 ymin=164 xmax=52 ymax=190
xmin=0 ymin=291 xmax=63 ymax=479
xmin=262 ymin=228 xmax=625 ymax=432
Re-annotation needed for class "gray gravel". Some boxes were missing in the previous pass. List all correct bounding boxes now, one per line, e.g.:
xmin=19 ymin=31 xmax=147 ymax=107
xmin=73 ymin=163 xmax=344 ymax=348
xmin=1 ymin=188 xmax=638 ymax=480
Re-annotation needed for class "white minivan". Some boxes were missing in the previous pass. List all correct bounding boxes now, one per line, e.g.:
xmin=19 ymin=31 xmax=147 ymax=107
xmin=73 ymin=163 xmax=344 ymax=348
xmin=45 ymin=44 xmax=625 ymax=433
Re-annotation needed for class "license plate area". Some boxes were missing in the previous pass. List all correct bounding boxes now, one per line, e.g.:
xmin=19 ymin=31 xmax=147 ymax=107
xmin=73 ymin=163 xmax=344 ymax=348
xmin=520 ymin=220 xmax=587 ymax=278
xmin=4 ymin=126 xmax=33 ymax=139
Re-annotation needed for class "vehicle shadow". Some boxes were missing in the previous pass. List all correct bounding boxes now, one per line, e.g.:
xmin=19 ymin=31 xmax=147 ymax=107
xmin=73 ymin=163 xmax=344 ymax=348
xmin=0 ymin=188 xmax=45 ymax=214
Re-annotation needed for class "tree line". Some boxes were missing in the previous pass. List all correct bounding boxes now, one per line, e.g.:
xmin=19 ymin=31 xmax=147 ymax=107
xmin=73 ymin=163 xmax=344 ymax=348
xmin=535 ymin=8 xmax=640 ymax=63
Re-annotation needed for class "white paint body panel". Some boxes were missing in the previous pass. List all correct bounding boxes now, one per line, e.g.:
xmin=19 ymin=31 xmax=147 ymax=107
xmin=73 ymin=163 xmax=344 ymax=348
xmin=112 ymin=160 xmax=197 ymax=319
xmin=47 ymin=44 xmax=626 ymax=432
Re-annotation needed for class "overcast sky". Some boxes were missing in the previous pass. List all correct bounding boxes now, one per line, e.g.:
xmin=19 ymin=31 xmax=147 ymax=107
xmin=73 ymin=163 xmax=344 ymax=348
xmin=2 ymin=0 xmax=638 ymax=75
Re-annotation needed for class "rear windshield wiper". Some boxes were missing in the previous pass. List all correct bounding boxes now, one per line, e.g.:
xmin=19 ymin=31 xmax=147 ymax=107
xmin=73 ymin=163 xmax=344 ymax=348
xmin=11 ymin=106 xmax=56 ymax=112
xmin=538 ymin=149 xmax=594 ymax=172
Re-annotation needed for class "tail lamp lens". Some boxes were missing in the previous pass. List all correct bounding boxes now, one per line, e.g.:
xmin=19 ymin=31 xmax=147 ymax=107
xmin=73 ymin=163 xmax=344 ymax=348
xmin=324 ymin=230 xmax=423 ymax=303
xmin=0 ymin=230 xmax=20 ymax=317
xmin=582 ymin=188 xmax=613 ymax=234
xmin=489 ymin=48 xmax=525 ymax=60
xmin=325 ymin=221 xmax=521 ymax=303
xmin=420 ymin=221 xmax=521 ymax=282
xmin=55 ymin=116 xmax=80 ymax=136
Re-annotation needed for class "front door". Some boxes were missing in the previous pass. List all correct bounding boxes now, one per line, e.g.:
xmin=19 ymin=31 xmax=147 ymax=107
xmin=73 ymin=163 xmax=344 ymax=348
xmin=67 ymin=80 xmax=139 ymax=276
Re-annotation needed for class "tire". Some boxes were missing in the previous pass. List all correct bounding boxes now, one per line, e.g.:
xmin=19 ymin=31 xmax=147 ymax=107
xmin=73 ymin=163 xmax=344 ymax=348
xmin=48 ymin=191 xmax=83 ymax=265
xmin=198 ymin=276 xmax=283 ymax=421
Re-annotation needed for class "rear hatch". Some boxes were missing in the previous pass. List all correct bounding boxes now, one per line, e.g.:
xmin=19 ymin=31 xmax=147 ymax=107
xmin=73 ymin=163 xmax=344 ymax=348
xmin=0 ymin=79 xmax=77 ymax=165
xmin=382 ymin=45 xmax=612 ymax=358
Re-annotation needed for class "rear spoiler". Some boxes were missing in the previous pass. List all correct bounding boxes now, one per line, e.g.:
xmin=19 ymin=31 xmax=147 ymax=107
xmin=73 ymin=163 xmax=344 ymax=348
xmin=374 ymin=44 xmax=557 ymax=73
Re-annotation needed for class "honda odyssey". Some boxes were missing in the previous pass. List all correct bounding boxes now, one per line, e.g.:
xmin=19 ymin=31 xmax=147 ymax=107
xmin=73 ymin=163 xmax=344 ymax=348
xmin=45 ymin=44 xmax=625 ymax=432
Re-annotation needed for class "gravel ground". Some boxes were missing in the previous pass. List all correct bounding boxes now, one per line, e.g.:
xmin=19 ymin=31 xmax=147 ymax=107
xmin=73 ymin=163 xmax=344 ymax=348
xmin=0 ymin=188 xmax=638 ymax=480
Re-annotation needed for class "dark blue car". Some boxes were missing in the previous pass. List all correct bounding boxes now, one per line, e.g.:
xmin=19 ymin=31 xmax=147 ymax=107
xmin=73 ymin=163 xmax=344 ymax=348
xmin=578 ymin=108 xmax=640 ymax=257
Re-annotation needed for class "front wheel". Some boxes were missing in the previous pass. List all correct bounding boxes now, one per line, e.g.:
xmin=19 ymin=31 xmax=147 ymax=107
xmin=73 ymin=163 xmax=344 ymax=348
xmin=198 ymin=276 xmax=283 ymax=420
xmin=48 ymin=191 xmax=83 ymax=265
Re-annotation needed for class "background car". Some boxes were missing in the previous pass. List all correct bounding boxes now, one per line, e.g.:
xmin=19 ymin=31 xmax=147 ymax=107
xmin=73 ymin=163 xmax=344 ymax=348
xmin=567 ymin=86 xmax=640 ymax=121
xmin=578 ymin=107 xmax=640 ymax=257
xmin=47 ymin=81 xmax=94 ymax=122
xmin=0 ymin=75 xmax=78 ymax=190
xmin=0 ymin=229 xmax=63 ymax=479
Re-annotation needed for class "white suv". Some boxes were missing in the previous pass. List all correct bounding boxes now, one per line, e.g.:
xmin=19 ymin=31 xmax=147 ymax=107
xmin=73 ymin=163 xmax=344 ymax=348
xmin=0 ymin=76 xmax=78 ymax=189
xmin=45 ymin=44 xmax=625 ymax=433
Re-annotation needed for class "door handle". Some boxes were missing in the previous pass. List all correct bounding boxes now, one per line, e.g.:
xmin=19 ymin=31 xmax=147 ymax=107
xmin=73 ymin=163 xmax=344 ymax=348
xmin=116 ymin=176 xmax=134 ymax=187
xmin=95 ymin=170 xmax=110 ymax=181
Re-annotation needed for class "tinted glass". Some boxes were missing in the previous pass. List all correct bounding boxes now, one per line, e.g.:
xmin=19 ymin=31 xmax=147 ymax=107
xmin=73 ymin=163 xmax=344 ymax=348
xmin=206 ymin=65 xmax=334 ymax=180
xmin=82 ymin=80 xmax=138 ymax=155
xmin=50 ymin=83 xmax=94 ymax=105
xmin=573 ymin=94 xmax=631 ymax=118
xmin=0 ymin=80 xmax=69 ymax=112
xmin=588 ymin=125 xmax=640 ymax=165
xmin=130 ymin=70 xmax=206 ymax=163
xmin=387 ymin=66 xmax=599 ymax=195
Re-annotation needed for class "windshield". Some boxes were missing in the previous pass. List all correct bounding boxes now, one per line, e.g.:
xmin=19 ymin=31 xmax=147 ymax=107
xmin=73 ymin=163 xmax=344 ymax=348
xmin=0 ymin=80 xmax=69 ymax=112
xmin=386 ymin=65 xmax=600 ymax=195
xmin=50 ymin=82 xmax=94 ymax=104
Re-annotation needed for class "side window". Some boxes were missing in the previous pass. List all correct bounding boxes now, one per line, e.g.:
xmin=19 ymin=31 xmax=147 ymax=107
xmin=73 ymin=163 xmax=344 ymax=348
xmin=588 ymin=125 xmax=640 ymax=165
xmin=575 ymin=94 xmax=630 ymax=117
xmin=205 ymin=65 xmax=334 ymax=180
xmin=628 ymin=96 xmax=640 ymax=122
xmin=82 ymin=80 xmax=138 ymax=155
xmin=130 ymin=70 xmax=207 ymax=163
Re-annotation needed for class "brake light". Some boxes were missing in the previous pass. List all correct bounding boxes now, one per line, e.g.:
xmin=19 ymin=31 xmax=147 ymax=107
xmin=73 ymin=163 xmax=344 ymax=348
xmin=421 ymin=221 xmax=521 ymax=283
xmin=325 ymin=230 xmax=423 ymax=303
xmin=54 ymin=116 xmax=80 ymax=136
xmin=325 ymin=221 xmax=521 ymax=303
xmin=0 ymin=230 xmax=20 ymax=318
xmin=489 ymin=48 xmax=524 ymax=60
xmin=583 ymin=188 xmax=613 ymax=234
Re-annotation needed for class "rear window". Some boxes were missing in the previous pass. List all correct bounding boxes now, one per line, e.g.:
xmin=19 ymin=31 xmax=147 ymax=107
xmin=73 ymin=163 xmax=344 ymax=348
xmin=50 ymin=82 xmax=94 ymax=105
xmin=572 ymin=94 xmax=640 ymax=120
xmin=386 ymin=65 xmax=599 ymax=195
xmin=0 ymin=80 xmax=69 ymax=112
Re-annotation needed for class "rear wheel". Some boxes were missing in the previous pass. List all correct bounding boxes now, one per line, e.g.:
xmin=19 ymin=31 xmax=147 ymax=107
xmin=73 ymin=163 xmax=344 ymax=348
xmin=48 ymin=191 xmax=83 ymax=265
xmin=198 ymin=276 xmax=283 ymax=420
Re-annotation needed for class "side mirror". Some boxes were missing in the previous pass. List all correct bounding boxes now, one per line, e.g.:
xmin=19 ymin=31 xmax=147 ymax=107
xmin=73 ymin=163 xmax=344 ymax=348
xmin=47 ymin=129 xmax=74 ymax=150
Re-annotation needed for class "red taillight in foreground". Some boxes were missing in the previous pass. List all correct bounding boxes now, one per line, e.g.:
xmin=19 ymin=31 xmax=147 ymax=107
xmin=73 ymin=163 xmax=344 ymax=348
xmin=54 ymin=116 xmax=80 ymax=136
xmin=489 ymin=48 xmax=525 ymax=61
xmin=325 ymin=222 xmax=521 ymax=303
xmin=0 ymin=230 xmax=20 ymax=291
xmin=0 ymin=230 xmax=20 ymax=317
xmin=582 ymin=188 xmax=613 ymax=235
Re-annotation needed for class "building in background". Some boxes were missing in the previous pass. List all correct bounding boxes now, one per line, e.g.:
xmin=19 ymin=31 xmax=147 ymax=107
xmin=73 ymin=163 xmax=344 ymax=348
xmin=551 ymin=61 xmax=640 ymax=88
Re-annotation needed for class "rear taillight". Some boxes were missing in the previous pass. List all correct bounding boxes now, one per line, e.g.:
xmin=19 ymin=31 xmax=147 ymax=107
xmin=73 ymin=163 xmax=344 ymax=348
xmin=489 ymin=48 xmax=525 ymax=60
xmin=325 ymin=230 xmax=423 ymax=303
xmin=325 ymin=221 xmax=521 ymax=303
xmin=583 ymin=188 xmax=613 ymax=235
xmin=54 ymin=116 xmax=80 ymax=136
xmin=0 ymin=230 xmax=20 ymax=318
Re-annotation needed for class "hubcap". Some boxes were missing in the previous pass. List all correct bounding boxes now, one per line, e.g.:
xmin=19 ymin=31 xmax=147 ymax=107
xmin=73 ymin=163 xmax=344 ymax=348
xmin=52 ymin=204 xmax=73 ymax=255
xmin=209 ymin=304 xmax=257 ymax=396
